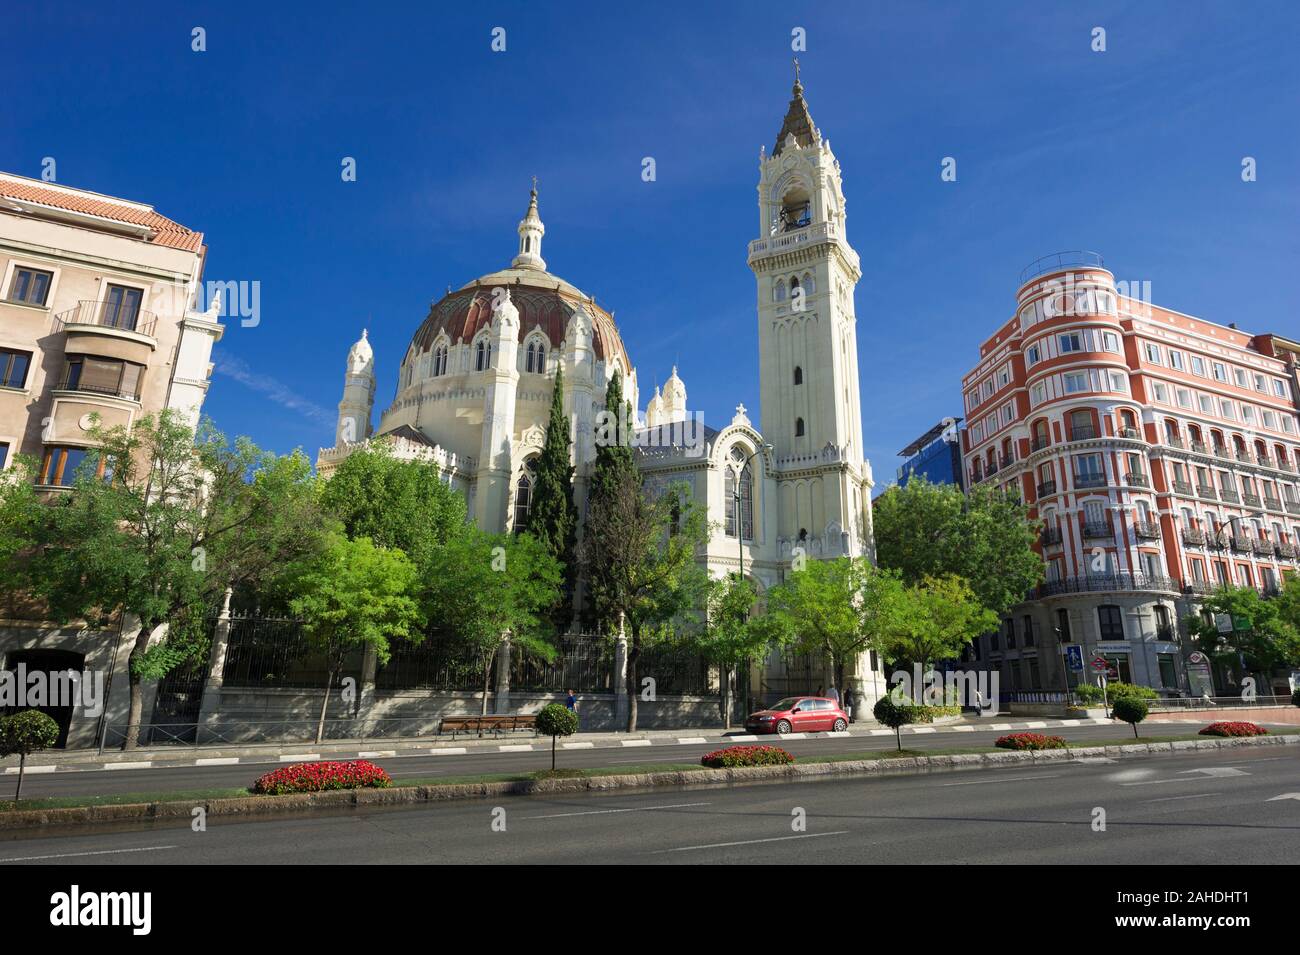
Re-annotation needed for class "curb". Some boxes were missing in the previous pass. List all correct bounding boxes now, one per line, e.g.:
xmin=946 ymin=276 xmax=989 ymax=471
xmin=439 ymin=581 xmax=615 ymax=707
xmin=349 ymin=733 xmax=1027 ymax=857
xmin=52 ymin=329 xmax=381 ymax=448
xmin=1 ymin=733 xmax=1294 ymax=833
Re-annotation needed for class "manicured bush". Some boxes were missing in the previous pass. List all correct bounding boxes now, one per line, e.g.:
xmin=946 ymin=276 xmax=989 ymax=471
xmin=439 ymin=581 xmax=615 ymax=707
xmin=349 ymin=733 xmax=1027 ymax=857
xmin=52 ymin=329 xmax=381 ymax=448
xmin=700 ymin=745 xmax=794 ymax=769
xmin=916 ymin=704 xmax=960 ymax=720
xmin=995 ymin=732 xmax=1068 ymax=751
xmin=1072 ymin=684 xmax=1104 ymax=705
xmin=874 ymin=694 xmax=924 ymax=751
xmin=0 ymin=710 xmax=60 ymax=802
xmin=1112 ymin=696 xmax=1149 ymax=738
xmin=253 ymin=759 xmax=392 ymax=795
xmin=1198 ymin=721 xmax=1268 ymax=738
xmin=535 ymin=703 xmax=580 ymax=770
xmin=1108 ymin=682 xmax=1158 ymax=702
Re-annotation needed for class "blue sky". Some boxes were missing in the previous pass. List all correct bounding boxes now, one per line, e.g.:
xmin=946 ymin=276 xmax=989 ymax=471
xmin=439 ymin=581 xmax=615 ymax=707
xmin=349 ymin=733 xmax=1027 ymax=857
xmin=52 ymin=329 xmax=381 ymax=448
xmin=4 ymin=1 xmax=1298 ymax=481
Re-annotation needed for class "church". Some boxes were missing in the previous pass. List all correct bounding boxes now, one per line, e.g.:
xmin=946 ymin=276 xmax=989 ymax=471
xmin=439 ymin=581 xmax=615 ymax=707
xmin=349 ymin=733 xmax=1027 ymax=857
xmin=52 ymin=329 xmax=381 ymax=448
xmin=316 ymin=72 xmax=885 ymax=707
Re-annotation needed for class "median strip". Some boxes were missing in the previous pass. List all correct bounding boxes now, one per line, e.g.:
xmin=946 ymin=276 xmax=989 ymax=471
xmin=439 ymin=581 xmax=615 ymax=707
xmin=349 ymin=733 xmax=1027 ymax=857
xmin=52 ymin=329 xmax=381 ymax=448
xmin=0 ymin=732 xmax=1293 ymax=832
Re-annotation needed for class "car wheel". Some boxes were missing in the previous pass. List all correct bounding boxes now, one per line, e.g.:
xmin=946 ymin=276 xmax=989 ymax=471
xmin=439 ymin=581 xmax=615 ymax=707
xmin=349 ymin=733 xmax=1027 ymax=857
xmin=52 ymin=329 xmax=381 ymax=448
xmin=832 ymin=718 xmax=847 ymax=732
xmin=775 ymin=719 xmax=791 ymax=735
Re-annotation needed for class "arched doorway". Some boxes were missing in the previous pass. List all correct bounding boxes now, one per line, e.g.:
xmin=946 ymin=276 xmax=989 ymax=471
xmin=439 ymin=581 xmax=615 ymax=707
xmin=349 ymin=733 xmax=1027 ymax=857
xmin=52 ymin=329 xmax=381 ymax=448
xmin=3 ymin=648 xmax=86 ymax=748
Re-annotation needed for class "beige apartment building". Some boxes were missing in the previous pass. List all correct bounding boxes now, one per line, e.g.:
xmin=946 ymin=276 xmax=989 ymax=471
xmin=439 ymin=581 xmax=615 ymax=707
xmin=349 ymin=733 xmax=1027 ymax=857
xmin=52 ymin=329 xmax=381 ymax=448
xmin=0 ymin=171 xmax=222 ymax=746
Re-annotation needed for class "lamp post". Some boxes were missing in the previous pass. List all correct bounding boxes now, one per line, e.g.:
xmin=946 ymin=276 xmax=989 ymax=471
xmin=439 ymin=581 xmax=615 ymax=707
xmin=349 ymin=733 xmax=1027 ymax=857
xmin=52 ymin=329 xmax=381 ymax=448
xmin=1053 ymin=626 xmax=1073 ymax=708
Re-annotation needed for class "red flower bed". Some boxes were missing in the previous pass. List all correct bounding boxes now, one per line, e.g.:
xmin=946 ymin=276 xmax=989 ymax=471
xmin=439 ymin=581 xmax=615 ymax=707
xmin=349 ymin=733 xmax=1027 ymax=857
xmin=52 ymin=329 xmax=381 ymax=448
xmin=1198 ymin=721 xmax=1268 ymax=738
xmin=700 ymin=745 xmax=795 ymax=768
xmin=995 ymin=732 xmax=1068 ymax=751
xmin=253 ymin=759 xmax=392 ymax=795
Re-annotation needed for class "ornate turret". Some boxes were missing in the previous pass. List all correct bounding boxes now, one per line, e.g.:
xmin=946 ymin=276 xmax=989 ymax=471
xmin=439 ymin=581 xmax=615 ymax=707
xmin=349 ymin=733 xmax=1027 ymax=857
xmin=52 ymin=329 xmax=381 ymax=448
xmin=511 ymin=180 xmax=546 ymax=271
xmin=336 ymin=329 xmax=375 ymax=445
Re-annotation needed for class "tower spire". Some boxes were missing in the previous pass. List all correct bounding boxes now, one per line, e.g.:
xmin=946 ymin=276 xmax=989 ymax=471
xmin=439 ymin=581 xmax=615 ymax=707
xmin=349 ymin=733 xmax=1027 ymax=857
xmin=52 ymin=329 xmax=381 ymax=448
xmin=512 ymin=178 xmax=546 ymax=270
xmin=773 ymin=62 xmax=816 ymax=156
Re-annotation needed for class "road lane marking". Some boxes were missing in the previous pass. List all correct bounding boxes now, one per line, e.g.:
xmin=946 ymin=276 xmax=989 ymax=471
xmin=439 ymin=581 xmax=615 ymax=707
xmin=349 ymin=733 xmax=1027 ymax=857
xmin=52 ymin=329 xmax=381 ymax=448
xmin=359 ymin=751 xmax=396 ymax=758
xmin=942 ymin=774 xmax=1062 ymax=787
xmin=195 ymin=757 xmax=240 ymax=766
xmin=657 ymin=830 xmax=850 ymax=853
xmin=621 ymin=740 xmax=652 ymax=747
xmin=4 ymin=765 xmax=56 ymax=775
xmin=678 ymin=737 xmax=708 ymax=744
xmin=1024 ymin=721 xmax=1048 ymax=728
xmin=499 ymin=745 xmax=532 ymax=752
xmin=781 ymin=733 xmax=806 ymax=740
xmin=103 ymin=761 xmax=152 ymax=771
xmin=0 ymin=845 xmax=177 ymax=863
xmin=562 ymin=742 xmax=594 ymax=749
xmin=1143 ymin=792 xmax=1222 ymax=804
xmin=909 ymin=728 xmax=936 ymax=734
xmin=1267 ymin=792 xmax=1300 ymax=801
xmin=951 ymin=726 xmax=975 ymax=732
xmin=526 ymin=801 xmax=711 ymax=819
xmin=279 ymin=754 xmax=319 ymax=762
xmin=429 ymin=748 xmax=467 ymax=756
xmin=729 ymin=735 xmax=758 ymax=742
xmin=988 ymin=724 xmax=1012 ymax=731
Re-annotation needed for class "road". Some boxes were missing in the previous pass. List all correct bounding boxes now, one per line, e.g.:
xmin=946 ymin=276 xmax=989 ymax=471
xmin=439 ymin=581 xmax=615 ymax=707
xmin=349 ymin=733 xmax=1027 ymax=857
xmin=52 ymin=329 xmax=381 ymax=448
xmin=1 ymin=746 xmax=1295 ymax=863
xmin=1 ymin=722 xmax=1223 ymax=801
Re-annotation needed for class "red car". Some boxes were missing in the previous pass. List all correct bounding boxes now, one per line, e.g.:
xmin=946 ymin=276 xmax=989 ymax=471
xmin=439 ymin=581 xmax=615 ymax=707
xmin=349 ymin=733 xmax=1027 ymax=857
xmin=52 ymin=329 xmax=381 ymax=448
xmin=745 ymin=696 xmax=848 ymax=735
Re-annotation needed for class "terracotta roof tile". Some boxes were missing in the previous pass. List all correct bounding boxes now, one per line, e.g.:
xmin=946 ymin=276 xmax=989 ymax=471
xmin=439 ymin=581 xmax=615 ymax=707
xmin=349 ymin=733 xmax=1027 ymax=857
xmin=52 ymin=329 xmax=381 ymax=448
xmin=0 ymin=176 xmax=204 ymax=253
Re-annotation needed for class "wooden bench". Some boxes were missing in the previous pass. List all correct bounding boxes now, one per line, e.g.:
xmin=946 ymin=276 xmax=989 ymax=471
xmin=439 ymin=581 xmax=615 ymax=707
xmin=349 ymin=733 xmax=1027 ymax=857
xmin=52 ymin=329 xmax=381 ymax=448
xmin=438 ymin=714 xmax=538 ymax=739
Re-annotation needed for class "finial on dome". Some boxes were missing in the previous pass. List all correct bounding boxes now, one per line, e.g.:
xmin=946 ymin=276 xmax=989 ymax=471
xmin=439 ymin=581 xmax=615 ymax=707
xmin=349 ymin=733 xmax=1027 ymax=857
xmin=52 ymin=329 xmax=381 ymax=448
xmin=793 ymin=57 xmax=801 ymax=92
xmin=512 ymin=179 xmax=546 ymax=271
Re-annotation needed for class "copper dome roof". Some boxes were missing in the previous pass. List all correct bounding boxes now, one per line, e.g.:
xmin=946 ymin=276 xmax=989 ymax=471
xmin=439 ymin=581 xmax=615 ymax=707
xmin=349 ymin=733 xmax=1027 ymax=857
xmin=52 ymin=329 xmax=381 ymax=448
xmin=405 ymin=267 xmax=630 ymax=372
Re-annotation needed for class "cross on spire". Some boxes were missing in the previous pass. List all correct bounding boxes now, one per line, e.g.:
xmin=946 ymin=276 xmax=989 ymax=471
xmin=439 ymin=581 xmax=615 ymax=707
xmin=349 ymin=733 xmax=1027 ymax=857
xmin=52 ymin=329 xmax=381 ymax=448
xmin=793 ymin=57 xmax=801 ymax=87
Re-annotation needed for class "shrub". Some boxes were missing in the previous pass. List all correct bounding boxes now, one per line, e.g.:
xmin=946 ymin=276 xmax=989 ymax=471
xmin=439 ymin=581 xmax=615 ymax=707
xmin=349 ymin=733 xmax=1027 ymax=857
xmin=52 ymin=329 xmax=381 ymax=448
xmin=253 ymin=759 xmax=392 ymax=795
xmin=995 ymin=732 xmax=1068 ymax=751
xmin=535 ymin=703 xmax=580 ymax=770
xmin=1198 ymin=721 xmax=1268 ymax=738
xmin=874 ymin=694 xmax=924 ymax=751
xmin=0 ymin=710 xmax=60 ymax=802
xmin=700 ymin=745 xmax=794 ymax=769
xmin=1072 ymin=684 xmax=1104 ymax=705
xmin=1108 ymin=682 xmax=1158 ymax=702
xmin=1292 ymin=688 xmax=1300 ymax=708
xmin=916 ymin=704 xmax=960 ymax=720
xmin=1112 ymin=696 xmax=1149 ymax=738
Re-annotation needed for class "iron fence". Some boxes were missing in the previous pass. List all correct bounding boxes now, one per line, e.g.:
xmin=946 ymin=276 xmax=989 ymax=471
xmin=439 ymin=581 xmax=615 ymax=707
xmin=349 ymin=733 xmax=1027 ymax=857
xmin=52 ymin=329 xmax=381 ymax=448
xmin=375 ymin=630 xmax=484 ymax=691
xmin=511 ymin=635 xmax=615 ymax=693
xmin=635 ymin=642 xmax=712 ymax=695
xmin=220 ymin=615 xmax=363 ymax=689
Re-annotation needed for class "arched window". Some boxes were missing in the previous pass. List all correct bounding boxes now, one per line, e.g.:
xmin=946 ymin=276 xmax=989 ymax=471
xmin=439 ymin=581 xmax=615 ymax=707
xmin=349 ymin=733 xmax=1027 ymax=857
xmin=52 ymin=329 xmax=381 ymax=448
xmin=525 ymin=342 xmax=536 ymax=373
xmin=803 ymin=271 xmax=815 ymax=294
xmin=793 ymin=366 xmax=803 ymax=385
xmin=774 ymin=280 xmax=787 ymax=302
xmin=724 ymin=446 xmax=754 ymax=541
xmin=513 ymin=466 xmax=534 ymax=533
xmin=475 ymin=339 xmax=490 ymax=371
xmin=525 ymin=340 xmax=545 ymax=373
xmin=433 ymin=344 xmax=448 ymax=376
xmin=795 ymin=417 xmax=805 ymax=437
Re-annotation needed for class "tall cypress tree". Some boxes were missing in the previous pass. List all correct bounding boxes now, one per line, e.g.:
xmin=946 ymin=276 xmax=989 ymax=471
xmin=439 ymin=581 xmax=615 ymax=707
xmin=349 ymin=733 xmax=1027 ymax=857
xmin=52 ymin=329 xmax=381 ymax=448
xmin=527 ymin=366 xmax=578 ymax=623
xmin=584 ymin=368 xmax=638 ymax=630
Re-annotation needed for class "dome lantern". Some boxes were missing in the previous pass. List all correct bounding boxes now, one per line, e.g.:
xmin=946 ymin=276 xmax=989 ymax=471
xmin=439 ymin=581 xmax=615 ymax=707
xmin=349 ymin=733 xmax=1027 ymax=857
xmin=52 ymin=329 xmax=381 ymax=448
xmin=512 ymin=179 xmax=546 ymax=271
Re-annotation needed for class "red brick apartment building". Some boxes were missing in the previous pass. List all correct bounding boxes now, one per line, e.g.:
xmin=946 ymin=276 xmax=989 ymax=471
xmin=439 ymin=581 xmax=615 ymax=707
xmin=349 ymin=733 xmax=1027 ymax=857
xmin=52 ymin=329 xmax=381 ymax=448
xmin=960 ymin=251 xmax=1300 ymax=698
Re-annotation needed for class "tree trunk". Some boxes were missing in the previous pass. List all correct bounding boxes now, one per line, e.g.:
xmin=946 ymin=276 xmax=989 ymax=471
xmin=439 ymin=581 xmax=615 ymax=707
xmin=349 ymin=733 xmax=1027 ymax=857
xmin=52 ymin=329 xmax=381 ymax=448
xmin=625 ymin=643 xmax=639 ymax=733
xmin=895 ymin=724 xmax=902 ymax=752
xmin=481 ymin=657 xmax=492 ymax=717
xmin=121 ymin=625 xmax=156 ymax=750
xmin=14 ymin=753 xmax=25 ymax=802
xmin=551 ymin=734 xmax=557 ymax=771
xmin=722 ymin=665 xmax=733 ymax=729
xmin=315 ymin=662 xmax=336 ymax=745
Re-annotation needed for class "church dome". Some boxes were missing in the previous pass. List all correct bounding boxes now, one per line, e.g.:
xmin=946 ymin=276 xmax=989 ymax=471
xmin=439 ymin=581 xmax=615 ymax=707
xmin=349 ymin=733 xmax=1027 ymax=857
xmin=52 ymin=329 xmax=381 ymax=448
xmin=405 ymin=267 xmax=630 ymax=371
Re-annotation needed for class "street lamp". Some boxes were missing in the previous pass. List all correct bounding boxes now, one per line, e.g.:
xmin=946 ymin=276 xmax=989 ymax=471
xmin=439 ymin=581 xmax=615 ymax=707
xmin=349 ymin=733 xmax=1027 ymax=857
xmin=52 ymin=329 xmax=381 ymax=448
xmin=1053 ymin=626 xmax=1073 ymax=707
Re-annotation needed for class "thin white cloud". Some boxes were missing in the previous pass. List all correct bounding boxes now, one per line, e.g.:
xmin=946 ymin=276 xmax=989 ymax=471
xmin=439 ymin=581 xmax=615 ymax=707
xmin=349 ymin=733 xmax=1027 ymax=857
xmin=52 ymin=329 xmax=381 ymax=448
xmin=212 ymin=350 xmax=335 ymax=429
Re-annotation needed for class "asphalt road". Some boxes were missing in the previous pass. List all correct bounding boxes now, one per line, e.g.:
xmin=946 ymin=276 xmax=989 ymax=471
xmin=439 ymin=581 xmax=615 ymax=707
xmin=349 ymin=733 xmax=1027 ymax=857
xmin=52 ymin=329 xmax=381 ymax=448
xmin=1 ymin=746 xmax=1295 ymax=863
xmin=3 ymin=722 xmax=1207 ymax=800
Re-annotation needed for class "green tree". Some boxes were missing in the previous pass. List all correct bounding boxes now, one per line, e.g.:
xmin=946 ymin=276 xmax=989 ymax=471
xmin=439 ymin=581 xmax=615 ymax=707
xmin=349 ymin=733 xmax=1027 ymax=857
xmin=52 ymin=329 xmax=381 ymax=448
xmin=287 ymin=533 xmax=422 ymax=743
xmin=535 ymin=702 xmax=579 ymax=771
xmin=318 ymin=442 xmax=467 ymax=573
xmin=872 ymin=694 xmax=921 ymax=752
xmin=526 ymin=366 xmax=579 ymax=624
xmin=873 ymin=477 xmax=1042 ymax=617
xmin=698 ymin=576 xmax=768 ymax=728
xmin=762 ymin=558 xmax=906 ymax=694
xmin=17 ymin=412 xmax=328 ymax=749
xmin=426 ymin=530 xmax=564 ymax=716
xmin=0 ymin=709 xmax=60 ymax=802
xmin=1112 ymin=695 xmax=1148 ymax=739
xmin=584 ymin=368 xmax=638 ymax=631
xmin=1184 ymin=585 xmax=1300 ymax=685
xmin=0 ymin=457 xmax=42 ymax=595
xmin=882 ymin=574 xmax=997 ymax=672
xmin=582 ymin=472 xmax=711 ymax=731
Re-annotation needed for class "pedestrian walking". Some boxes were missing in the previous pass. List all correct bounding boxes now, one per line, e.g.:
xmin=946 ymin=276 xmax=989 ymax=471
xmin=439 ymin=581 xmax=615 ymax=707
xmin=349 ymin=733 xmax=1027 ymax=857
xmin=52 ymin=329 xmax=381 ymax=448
xmin=565 ymin=689 xmax=577 ymax=712
xmin=827 ymin=685 xmax=840 ymax=705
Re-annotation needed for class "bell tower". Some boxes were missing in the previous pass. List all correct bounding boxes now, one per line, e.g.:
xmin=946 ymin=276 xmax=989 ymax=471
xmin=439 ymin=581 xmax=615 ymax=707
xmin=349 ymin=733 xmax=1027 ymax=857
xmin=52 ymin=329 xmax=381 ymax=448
xmin=750 ymin=63 xmax=870 ymax=559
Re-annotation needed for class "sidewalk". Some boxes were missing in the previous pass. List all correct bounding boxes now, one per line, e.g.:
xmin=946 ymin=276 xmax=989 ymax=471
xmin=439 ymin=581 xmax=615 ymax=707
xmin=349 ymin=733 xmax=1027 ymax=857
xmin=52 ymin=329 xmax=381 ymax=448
xmin=0 ymin=715 xmax=1144 ymax=776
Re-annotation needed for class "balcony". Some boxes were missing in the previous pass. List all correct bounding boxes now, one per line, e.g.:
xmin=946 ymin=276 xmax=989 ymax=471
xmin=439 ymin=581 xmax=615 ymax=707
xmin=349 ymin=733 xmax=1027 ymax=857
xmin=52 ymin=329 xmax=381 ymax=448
xmin=1230 ymin=536 xmax=1251 ymax=553
xmin=1287 ymin=500 xmax=1300 ymax=515
xmin=1182 ymin=528 xmax=1206 ymax=546
xmin=1172 ymin=479 xmax=1193 ymax=495
xmin=1133 ymin=520 xmax=1161 ymax=540
xmin=1278 ymin=542 xmax=1298 ymax=559
xmin=1257 ymin=454 xmax=1273 ymax=468
xmin=1196 ymin=484 xmax=1217 ymax=500
xmin=1119 ymin=426 xmax=1141 ymax=439
xmin=985 ymin=459 xmax=999 ymax=475
xmin=1191 ymin=440 xmax=1209 ymax=454
xmin=1068 ymin=426 xmax=1098 ymax=441
xmin=53 ymin=300 xmax=157 ymax=338
xmin=1219 ymin=488 xmax=1240 ymax=504
xmin=1031 ymin=435 xmax=1051 ymax=452
xmin=1252 ymin=538 xmax=1274 ymax=557
xmin=1038 ymin=572 xmax=1179 ymax=599
xmin=1264 ymin=495 xmax=1282 ymax=512
xmin=55 ymin=377 xmax=142 ymax=402
xmin=1183 ymin=578 xmax=1220 ymax=596
xmin=1036 ymin=480 xmax=1057 ymax=497
xmin=1278 ymin=458 xmax=1295 ymax=473
xmin=1235 ymin=449 xmax=1254 ymax=464
xmin=1041 ymin=527 xmax=1063 ymax=546
xmin=1165 ymin=436 xmax=1185 ymax=449
xmin=1083 ymin=522 xmax=1112 ymax=539
xmin=1125 ymin=471 xmax=1149 ymax=487
xmin=1019 ymin=250 xmax=1107 ymax=285
xmin=1213 ymin=445 xmax=1231 ymax=459
xmin=1074 ymin=473 xmax=1107 ymax=490
xmin=1242 ymin=492 xmax=1262 ymax=508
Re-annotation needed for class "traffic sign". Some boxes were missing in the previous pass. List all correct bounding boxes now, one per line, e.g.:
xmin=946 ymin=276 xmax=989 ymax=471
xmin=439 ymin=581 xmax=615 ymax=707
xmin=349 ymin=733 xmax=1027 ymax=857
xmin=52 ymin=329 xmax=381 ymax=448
xmin=1090 ymin=656 xmax=1109 ymax=672
xmin=1065 ymin=645 xmax=1084 ymax=672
